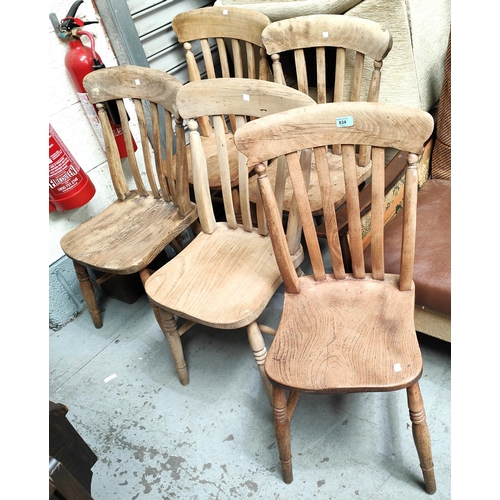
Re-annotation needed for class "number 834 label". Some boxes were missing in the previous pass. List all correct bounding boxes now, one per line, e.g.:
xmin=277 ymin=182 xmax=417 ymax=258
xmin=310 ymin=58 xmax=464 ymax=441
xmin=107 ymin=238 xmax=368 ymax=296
xmin=335 ymin=116 xmax=354 ymax=128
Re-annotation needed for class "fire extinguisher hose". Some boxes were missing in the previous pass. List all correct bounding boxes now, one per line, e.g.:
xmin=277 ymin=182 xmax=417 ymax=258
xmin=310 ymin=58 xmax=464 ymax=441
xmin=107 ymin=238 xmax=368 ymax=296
xmin=76 ymin=29 xmax=100 ymax=65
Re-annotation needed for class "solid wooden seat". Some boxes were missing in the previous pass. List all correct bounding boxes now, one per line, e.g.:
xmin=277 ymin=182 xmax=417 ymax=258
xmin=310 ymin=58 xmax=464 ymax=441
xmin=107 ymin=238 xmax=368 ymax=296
xmin=143 ymin=78 xmax=315 ymax=399
xmin=248 ymin=14 xmax=392 ymax=216
xmin=60 ymin=66 xmax=197 ymax=328
xmin=172 ymin=6 xmax=271 ymax=195
xmin=267 ymin=274 xmax=421 ymax=391
xmin=234 ymin=101 xmax=436 ymax=492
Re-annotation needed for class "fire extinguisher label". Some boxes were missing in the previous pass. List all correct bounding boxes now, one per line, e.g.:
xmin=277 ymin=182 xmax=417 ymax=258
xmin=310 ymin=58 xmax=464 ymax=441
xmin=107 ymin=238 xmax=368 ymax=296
xmin=77 ymin=92 xmax=107 ymax=152
xmin=49 ymin=124 xmax=96 ymax=211
xmin=49 ymin=138 xmax=85 ymax=195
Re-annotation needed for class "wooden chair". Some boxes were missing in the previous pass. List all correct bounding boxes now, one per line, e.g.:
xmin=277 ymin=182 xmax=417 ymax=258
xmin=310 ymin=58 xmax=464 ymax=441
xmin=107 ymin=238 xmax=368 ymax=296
xmin=172 ymin=6 xmax=272 ymax=214
xmin=248 ymin=14 xmax=393 ymax=219
xmin=142 ymin=78 xmax=316 ymax=399
xmin=234 ymin=101 xmax=436 ymax=492
xmin=60 ymin=66 xmax=197 ymax=329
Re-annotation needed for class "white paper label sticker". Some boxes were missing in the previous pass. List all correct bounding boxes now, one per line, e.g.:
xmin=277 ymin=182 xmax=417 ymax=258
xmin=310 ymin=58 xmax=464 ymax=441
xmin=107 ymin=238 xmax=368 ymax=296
xmin=243 ymin=94 xmax=250 ymax=101
xmin=393 ymin=363 xmax=402 ymax=373
xmin=336 ymin=116 xmax=354 ymax=128
xmin=323 ymin=32 xmax=329 ymax=38
xmin=135 ymin=79 xmax=141 ymax=86
xmin=223 ymin=9 xmax=228 ymax=15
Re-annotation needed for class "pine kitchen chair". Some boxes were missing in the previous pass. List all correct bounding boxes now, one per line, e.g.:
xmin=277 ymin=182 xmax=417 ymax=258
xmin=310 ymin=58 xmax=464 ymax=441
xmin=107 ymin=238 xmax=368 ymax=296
xmin=142 ymin=78 xmax=316 ymax=399
xmin=60 ymin=66 xmax=197 ymax=329
xmin=234 ymin=101 xmax=436 ymax=492
xmin=248 ymin=14 xmax=393 ymax=222
xmin=172 ymin=6 xmax=272 ymax=218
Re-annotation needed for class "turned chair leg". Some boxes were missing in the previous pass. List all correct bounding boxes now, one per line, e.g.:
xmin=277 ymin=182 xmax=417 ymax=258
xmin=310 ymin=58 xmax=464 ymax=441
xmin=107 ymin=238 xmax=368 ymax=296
xmin=139 ymin=269 xmax=188 ymax=386
xmin=407 ymin=382 xmax=437 ymax=494
xmin=247 ymin=322 xmax=273 ymax=402
xmin=273 ymin=386 xmax=293 ymax=484
xmin=158 ymin=308 xmax=189 ymax=386
xmin=73 ymin=261 xmax=102 ymax=329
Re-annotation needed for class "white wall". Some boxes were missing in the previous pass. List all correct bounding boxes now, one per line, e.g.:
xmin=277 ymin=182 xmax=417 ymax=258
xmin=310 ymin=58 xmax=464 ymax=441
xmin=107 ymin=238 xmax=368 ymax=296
xmin=48 ymin=0 xmax=118 ymax=265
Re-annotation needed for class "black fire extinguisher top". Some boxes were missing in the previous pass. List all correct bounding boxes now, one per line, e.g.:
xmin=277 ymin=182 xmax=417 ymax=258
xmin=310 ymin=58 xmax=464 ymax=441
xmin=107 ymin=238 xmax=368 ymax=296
xmin=50 ymin=0 xmax=98 ymax=39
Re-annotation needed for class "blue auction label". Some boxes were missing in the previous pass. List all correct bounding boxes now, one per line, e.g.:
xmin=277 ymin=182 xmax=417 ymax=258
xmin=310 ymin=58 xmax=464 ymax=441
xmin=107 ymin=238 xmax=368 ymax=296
xmin=336 ymin=116 xmax=354 ymax=127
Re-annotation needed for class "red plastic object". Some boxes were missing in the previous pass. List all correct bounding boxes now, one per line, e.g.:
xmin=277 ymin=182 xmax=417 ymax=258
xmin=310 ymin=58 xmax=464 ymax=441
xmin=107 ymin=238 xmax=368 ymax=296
xmin=49 ymin=124 xmax=96 ymax=212
xmin=65 ymin=38 xmax=136 ymax=158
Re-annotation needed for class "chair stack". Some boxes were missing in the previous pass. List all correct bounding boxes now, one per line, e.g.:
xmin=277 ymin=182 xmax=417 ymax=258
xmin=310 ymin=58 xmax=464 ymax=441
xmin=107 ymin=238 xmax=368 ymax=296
xmin=59 ymin=7 xmax=447 ymax=494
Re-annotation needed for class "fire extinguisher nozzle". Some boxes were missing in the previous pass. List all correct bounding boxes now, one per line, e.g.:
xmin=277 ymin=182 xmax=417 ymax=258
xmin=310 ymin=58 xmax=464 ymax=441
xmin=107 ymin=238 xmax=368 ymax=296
xmin=93 ymin=60 xmax=105 ymax=71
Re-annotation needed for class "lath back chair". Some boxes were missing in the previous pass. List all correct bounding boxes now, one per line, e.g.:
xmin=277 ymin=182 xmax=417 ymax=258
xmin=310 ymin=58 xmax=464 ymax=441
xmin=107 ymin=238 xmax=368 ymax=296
xmin=248 ymin=14 xmax=393 ymax=221
xmin=234 ymin=101 xmax=436 ymax=492
xmin=172 ymin=6 xmax=272 ymax=215
xmin=142 ymin=78 xmax=316 ymax=399
xmin=60 ymin=66 xmax=197 ymax=329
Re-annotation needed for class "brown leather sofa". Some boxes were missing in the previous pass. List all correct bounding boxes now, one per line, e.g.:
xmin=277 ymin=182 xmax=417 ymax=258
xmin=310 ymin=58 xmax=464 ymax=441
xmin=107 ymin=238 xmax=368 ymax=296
xmin=372 ymin=176 xmax=451 ymax=342
xmin=365 ymin=33 xmax=451 ymax=342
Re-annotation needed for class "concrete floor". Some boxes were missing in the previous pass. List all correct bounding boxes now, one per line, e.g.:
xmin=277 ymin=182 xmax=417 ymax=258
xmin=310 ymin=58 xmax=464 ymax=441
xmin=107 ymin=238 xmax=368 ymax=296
xmin=49 ymin=256 xmax=451 ymax=499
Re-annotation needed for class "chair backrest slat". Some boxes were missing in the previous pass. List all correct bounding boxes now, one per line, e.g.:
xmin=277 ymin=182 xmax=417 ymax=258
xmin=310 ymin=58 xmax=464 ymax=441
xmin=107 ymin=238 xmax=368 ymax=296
xmin=332 ymin=47 xmax=347 ymax=156
xmin=245 ymin=41 xmax=257 ymax=79
xmin=350 ymin=51 xmax=365 ymax=101
xmin=367 ymin=147 xmax=386 ymax=279
xmin=235 ymin=114 xmax=253 ymax=232
xmin=213 ymin=114 xmax=237 ymax=228
xmin=201 ymin=38 xmax=216 ymax=78
xmin=131 ymin=97 xmax=155 ymax=197
xmin=287 ymin=150 xmax=325 ymax=281
xmin=161 ymin=106 xmax=176 ymax=204
xmin=313 ymin=146 xmax=345 ymax=279
xmin=333 ymin=47 xmax=346 ymax=104
xmin=115 ymin=99 xmax=147 ymax=196
xmin=256 ymin=161 xmax=301 ymax=294
xmin=150 ymin=101 xmax=171 ymax=201
xmin=316 ymin=47 xmax=327 ymax=104
xmin=188 ymin=119 xmax=218 ymax=234
xmin=294 ymin=49 xmax=308 ymax=95
xmin=399 ymin=153 xmax=420 ymax=290
xmin=342 ymin=144 xmax=365 ymax=278
xmin=216 ymin=38 xmax=231 ymax=77
xmin=231 ymin=38 xmax=243 ymax=77
xmin=96 ymin=103 xmax=129 ymax=200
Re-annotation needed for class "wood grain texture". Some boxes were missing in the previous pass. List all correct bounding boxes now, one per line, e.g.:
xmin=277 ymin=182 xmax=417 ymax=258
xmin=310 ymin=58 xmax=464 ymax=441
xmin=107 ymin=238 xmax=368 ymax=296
xmin=84 ymin=65 xmax=182 ymax=116
xmin=262 ymin=14 xmax=392 ymax=62
xmin=176 ymin=78 xmax=316 ymax=119
xmin=265 ymin=274 xmax=421 ymax=392
xmin=145 ymin=223 xmax=303 ymax=329
xmin=61 ymin=192 xmax=196 ymax=274
xmin=235 ymin=102 xmax=434 ymax=166
xmin=173 ymin=6 xmax=270 ymax=45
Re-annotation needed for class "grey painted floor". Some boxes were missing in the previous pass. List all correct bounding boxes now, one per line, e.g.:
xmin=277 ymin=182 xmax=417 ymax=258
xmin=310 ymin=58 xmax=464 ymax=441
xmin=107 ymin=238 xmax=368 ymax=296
xmin=49 ymin=262 xmax=451 ymax=499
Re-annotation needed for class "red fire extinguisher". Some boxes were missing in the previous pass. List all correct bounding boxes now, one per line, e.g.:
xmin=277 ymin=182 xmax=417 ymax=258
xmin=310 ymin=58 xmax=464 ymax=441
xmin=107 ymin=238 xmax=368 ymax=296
xmin=50 ymin=0 xmax=136 ymax=158
xmin=49 ymin=123 xmax=96 ymax=212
